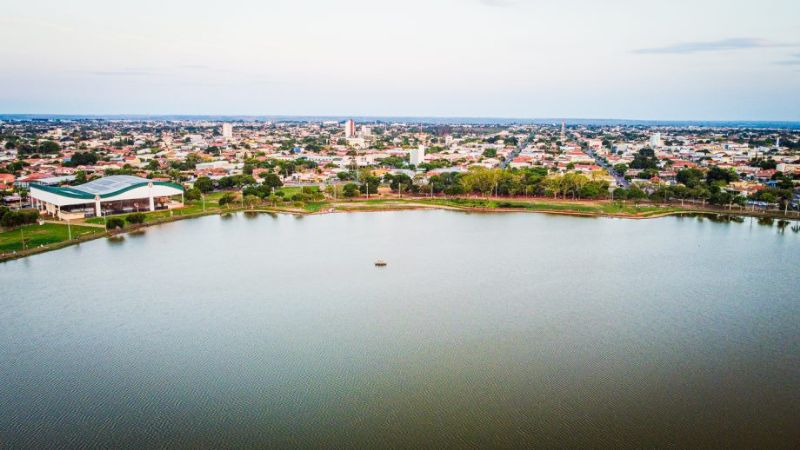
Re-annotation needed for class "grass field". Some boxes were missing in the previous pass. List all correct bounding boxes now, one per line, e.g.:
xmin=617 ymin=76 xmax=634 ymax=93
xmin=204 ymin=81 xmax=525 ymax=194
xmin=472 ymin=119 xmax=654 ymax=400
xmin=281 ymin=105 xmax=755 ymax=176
xmin=344 ymin=197 xmax=685 ymax=217
xmin=0 ymin=223 xmax=103 ymax=253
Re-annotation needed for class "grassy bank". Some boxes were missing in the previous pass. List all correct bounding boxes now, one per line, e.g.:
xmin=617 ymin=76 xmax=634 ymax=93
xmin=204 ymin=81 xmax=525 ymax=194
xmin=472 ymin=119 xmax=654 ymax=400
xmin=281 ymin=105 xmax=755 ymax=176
xmin=0 ymin=223 xmax=104 ymax=254
xmin=3 ymin=193 xmax=796 ymax=263
xmin=334 ymin=197 xmax=686 ymax=218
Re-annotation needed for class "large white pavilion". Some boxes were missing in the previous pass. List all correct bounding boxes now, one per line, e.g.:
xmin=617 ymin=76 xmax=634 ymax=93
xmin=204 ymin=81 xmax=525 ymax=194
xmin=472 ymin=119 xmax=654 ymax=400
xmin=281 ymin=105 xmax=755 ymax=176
xmin=29 ymin=175 xmax=184 ymax=220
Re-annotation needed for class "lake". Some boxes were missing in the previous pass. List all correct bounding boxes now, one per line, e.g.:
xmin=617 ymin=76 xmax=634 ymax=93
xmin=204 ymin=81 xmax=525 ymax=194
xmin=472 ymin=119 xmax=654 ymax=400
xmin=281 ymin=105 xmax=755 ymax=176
xmin=1 ymin=210 xmax=799 ymax=448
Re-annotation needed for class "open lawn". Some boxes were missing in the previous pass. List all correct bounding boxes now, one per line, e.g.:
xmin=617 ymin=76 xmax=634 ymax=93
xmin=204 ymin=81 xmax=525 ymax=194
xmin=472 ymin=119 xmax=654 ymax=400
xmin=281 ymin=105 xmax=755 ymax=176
xmin=0 ymin=223 xmax=103 ymax=253
xmin=339 ymin=197 xmax=685 ymax=217
xmin=84 ymin=192 xmax=227 ymax=224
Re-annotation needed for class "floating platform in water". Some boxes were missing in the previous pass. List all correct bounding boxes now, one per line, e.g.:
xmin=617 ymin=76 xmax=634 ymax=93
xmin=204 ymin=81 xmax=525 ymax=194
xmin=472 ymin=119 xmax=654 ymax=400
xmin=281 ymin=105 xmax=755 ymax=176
xmin=374 ymin=260 xmax=387 ymax=267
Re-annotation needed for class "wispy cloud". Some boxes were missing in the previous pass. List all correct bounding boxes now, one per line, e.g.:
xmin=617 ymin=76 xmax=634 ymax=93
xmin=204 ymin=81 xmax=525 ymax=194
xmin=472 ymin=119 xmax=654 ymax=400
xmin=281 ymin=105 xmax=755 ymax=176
xmin=89 ymin=65 xmax=224 ymax=77
xmin=478 ymin=0 xmax=517 ymax=7
xmin=91 ymin=68 xmax=164 ymax=77
xmin=633 ymin=38 xmax=789 ymax=54
xmin=775 ymin=53 xmax=800 ymax=65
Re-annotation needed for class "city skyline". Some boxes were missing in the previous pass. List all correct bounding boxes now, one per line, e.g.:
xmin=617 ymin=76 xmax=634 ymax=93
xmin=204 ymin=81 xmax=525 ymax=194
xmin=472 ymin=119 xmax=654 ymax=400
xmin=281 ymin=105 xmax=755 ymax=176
xmin=1 ymin=0 xmax=799 ymax=120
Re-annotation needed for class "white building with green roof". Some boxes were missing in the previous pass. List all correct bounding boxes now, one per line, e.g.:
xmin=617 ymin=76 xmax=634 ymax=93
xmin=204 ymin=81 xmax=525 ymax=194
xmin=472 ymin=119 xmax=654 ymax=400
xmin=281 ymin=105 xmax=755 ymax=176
xmin=29 ymin=175 xmax=184 ymax=220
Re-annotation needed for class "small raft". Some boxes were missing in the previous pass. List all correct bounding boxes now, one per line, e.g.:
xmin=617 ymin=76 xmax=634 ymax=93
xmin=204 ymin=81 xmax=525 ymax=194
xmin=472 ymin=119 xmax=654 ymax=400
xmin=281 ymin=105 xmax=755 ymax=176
xmin=374 ymin=260 xmax=387 ymax=267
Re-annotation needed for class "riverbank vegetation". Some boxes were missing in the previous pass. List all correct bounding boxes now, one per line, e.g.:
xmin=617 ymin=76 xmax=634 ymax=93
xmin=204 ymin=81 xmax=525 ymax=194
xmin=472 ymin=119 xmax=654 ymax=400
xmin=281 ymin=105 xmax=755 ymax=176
xmin=3 ymin=165 xmax=799 ymax=261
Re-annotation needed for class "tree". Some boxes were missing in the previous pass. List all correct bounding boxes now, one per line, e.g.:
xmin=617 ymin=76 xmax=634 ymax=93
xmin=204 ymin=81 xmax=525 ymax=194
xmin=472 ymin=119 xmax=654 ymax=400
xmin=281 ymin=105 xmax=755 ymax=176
xmin=342 ymin=183 xmax=359 ymax=198
xmin=73 ymin=170 xmax=87 ymax=185
xmin=262 ymin=173 xmax=283 ymax=190
xmin=243 ymin=195 xmax=261 ymax=208
xmin=38 ymin=141 xmax=61 ymax=154
xmin=676 ymin=168 xmax=704 ymax=187
xmin=194 ymin=176 xmax=214 ymax=193
xmin=359 ymin=176 xmax=380 ymax=195
xmin=384 ymin=173 xmax=414 ymax=193
xmin=0 ymin=208 xmax=39 ymax=228
xmin=544 ymin=175 xmax=564 ymax=198
xmin=627 ymin=185 xmax=647 ymax=203
xmin=460 ymin=167 xmax=499 ymax=196
xmin=706 ymin=166 xmax=738 ymax=184
xmin=185 ymin=187 xmax=201 ymax=201
xmin=145 ymin=159 xmax=161 ymax=171
xmin=66 ymin=152 xmax=98 ymax=167
xmin=630 ymin=148 xmax=658 ymax=170
xmin=218 ymin=192 xmax=238 ymax=207
xmin=613 ymin=163 xmax=628 ymax=176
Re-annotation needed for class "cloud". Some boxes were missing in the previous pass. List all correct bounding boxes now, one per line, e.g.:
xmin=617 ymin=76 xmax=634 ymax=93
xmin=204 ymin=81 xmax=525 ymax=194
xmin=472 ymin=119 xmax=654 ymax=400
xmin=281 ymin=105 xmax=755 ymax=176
xmin=775 ymin=53 xmax=800 ymax=65
xmin=478 ymin=0 xmax=517 ymax=7
xmin=633 ymin=38 xmax=789 ymax=54
xmin=91 ymin=68 xmax=164 ymax=77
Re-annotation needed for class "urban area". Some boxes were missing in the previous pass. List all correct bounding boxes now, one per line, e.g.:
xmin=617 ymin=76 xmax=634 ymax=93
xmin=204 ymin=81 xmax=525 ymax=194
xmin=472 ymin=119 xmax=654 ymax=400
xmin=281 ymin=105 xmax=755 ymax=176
xmin=1 ymin=118 xmax=799 ymax=258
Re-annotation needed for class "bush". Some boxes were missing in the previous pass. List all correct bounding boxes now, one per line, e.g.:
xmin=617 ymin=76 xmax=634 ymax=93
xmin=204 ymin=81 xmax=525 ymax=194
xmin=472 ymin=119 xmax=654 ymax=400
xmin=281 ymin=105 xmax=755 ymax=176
xmin=0 ymin=208 xmax=39 ymax=228
xmin=185 ymin=187 xmax=201 ymax=201
xmin=218 ymin=192 xmax=238 ymax=207
xmin=125 ymin=212 xmax=146 ymax=225
xmin=106 ymin=217 xmax=125 ymax=230
xmin=342 ymin=183 xmax=359 ymax=198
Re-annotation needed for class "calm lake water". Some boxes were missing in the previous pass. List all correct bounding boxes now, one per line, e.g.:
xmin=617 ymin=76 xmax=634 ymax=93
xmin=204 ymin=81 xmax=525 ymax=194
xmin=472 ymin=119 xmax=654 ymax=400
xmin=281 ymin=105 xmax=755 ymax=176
xmin=1 ymin=211 xmax=799 ymax=448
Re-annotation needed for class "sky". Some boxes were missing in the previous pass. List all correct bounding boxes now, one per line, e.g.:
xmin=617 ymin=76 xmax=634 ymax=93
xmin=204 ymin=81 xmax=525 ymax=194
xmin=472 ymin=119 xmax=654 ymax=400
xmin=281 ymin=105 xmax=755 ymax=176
xmin=1 ymin=0 xmax=798 ymax=120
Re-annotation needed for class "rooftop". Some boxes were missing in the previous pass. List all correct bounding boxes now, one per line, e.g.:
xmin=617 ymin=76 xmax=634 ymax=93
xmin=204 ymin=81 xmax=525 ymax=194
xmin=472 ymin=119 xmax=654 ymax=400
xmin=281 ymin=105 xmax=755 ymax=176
xmin=30 ymin=175 xmax=183 ymax=199
xmin=73 ymin=175 xmax=151 ymax=195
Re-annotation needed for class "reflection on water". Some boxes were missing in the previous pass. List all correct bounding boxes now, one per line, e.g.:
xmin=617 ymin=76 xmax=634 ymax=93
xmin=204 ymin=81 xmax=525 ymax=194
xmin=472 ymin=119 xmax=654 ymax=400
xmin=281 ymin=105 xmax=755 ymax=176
xmin=1 ymin=211 xmax=799 ymax=448
xmin=106 ymin=235 xmax=125 ymax=244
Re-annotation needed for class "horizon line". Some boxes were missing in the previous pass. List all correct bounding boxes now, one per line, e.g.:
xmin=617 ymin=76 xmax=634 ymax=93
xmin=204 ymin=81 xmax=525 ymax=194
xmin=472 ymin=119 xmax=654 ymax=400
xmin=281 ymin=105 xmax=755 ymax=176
xmin=1 ymin=113 xmax=799 ymax=124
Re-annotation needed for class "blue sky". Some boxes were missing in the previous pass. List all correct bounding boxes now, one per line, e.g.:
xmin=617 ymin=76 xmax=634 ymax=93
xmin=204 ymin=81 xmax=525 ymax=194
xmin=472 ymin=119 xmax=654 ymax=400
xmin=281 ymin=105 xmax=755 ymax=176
xmin=1 ymin=0 xmax=798 ymax=120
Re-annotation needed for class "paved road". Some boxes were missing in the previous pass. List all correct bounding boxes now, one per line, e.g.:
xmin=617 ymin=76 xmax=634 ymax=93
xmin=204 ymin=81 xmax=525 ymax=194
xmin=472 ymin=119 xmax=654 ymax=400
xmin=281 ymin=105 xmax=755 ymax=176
xmin=500 ymin=142 xmax=526 ymax=169
xmin=583 ymin=148 xmax=629 ymax=187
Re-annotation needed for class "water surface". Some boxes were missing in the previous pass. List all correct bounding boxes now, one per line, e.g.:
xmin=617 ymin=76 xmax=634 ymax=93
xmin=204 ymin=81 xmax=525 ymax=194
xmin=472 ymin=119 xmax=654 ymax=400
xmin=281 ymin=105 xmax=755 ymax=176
xmin=2 ymin=211 xmax=799 ymax=447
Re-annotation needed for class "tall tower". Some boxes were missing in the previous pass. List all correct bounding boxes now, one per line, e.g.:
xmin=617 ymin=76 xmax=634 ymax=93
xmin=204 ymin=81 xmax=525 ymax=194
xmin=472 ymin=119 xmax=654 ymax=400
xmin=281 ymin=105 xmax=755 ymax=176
xmin=560 ymin=120 xmax=566 ymax=142
xmin=410 ymin=145 xmax=425 ymax=166
xmin=222 ymin=123 xmax=233 ymax=139
xmin=344 ymin=119 xmax=356 ymax=138
xmin=650 ymin=132 xmax=662 ymax=148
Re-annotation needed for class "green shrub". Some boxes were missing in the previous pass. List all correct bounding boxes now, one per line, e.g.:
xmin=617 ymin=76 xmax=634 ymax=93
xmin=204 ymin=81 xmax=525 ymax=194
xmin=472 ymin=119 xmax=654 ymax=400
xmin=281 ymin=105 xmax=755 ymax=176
xmin=125 ymin=212 xmax=146 ymax=225
xmin=0 ymin=208 xmax=39 ymax=228
xmin=106 ymin=217 xmax=125 ymax=230
xmin=343 ymin=183 xmax=359 ymax=198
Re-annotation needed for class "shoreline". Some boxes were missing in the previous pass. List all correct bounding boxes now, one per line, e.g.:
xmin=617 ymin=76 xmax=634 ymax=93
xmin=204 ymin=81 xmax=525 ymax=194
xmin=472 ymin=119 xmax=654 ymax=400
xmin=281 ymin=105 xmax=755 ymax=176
xmin=2 ymin=198 xmax=797 ymax=263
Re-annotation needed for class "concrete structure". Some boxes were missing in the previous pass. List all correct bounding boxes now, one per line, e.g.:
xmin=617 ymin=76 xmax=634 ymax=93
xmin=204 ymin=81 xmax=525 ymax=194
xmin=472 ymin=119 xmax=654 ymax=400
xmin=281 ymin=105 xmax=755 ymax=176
xmin=410 ymin=145 xmax=425 ymax=166
xmin=222 ymin=123 xmax=233 ymax=139
xmin=650 ymin=133 xmax=662 ymax=148
xmin=29 ymin=175 xmax=184 ymax=220
xmin=344 ymin=119 xmax=356 ymax=138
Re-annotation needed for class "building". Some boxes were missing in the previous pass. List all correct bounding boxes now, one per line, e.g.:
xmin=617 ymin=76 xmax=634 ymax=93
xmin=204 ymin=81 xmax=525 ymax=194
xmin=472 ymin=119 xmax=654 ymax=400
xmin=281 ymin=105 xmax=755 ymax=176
xmin=0 ymin=173 xmax=14 ymax=190
xmin=344 ymin=120 xmax=356 ymax=138
xmin=29 ymin=175 xmax=184 ymax=220
xmin=222 ymin=123 xmax=233 ymax=139
xmin=410 ymin=145 xmax=425 ymax=166
xmin=650 ymin=133 xmax=662 ymax=148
